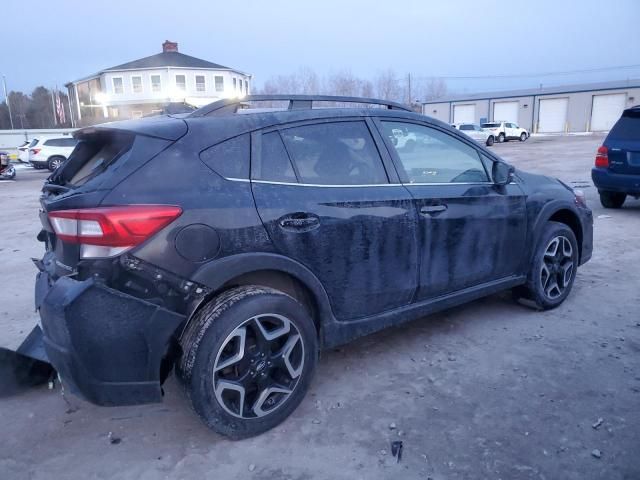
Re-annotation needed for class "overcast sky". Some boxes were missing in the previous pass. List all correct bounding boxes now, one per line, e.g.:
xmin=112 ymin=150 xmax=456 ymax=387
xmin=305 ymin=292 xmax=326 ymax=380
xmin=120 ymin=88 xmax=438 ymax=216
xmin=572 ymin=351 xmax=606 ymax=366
xmin=3 ymin=0 xmax=640 ymax=97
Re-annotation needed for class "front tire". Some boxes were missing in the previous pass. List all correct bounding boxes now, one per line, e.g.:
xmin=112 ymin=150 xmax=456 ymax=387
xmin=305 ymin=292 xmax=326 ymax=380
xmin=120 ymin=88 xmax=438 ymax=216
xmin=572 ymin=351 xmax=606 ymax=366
xmin=599 ymin=191 xmax=626 ymax=209
xmin=486 ymin=136 xmax=494 ymax=146
xmin=178 ymin=286 xmax=318 ymax=439
xmin=520 ymin=132 xmax=527 ymax=142
xmin=519 ymin=221 xmax=579 ymax=310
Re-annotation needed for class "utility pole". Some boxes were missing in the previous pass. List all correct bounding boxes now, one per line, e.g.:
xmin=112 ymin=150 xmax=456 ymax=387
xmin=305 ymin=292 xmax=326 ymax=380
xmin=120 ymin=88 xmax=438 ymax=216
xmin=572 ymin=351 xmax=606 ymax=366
xmin=51 ymin=87 xmax=57 ymax=126
xmin=407 ymin=73 xmax=412 ymax=107
xmin=2 ymin=75 xmax=15 ymax=129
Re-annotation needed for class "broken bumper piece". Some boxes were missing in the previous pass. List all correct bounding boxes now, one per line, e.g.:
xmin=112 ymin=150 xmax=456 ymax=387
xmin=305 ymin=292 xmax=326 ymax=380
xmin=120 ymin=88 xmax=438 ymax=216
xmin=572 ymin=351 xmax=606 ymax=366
xmin=37 ymin=273 xmax=185 ymax=406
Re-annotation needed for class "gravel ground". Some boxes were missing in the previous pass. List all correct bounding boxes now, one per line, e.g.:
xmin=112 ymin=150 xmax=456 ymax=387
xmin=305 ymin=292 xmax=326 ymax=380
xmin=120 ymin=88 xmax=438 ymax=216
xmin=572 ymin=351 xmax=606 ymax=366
xmin=1 ymin=134 xmax=639 ymax=480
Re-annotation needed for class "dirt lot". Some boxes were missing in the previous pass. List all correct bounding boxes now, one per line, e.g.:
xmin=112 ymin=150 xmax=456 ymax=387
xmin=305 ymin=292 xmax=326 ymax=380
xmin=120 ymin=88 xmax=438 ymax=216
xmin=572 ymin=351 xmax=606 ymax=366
xmin=1 ymin=134 xmax=639 ymax=480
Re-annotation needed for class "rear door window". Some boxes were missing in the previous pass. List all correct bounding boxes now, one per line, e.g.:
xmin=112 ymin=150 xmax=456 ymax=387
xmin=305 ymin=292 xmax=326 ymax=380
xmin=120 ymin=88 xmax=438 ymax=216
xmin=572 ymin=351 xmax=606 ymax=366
xmin=200 ymin=134 xmax=250 ymax=179
xmin=279 ymin=121 xmax=388 ymax=185
xmin=255 ymin=132 xmax=297 ymax=183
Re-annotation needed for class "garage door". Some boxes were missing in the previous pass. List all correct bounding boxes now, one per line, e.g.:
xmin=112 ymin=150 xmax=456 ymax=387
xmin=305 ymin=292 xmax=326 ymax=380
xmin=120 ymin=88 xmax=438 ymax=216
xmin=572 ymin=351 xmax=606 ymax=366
xmin=453 ymin=104 xmax=475 ymax=124
xmin=493 ymin=101 xmax=519 ymax=123
xmin=538 ymin=98 xmax=568 ymax=133
xmin=591 ymin=93 xmax=626 ymax=131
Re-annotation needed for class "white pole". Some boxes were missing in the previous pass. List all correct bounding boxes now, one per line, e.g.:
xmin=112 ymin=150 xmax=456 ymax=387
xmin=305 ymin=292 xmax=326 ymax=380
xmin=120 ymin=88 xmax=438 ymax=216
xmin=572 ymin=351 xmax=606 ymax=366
xmin=2 ymin=75 xmax=14 ymax=129
xmin=51 ymin=87 xmax=57 ymax=126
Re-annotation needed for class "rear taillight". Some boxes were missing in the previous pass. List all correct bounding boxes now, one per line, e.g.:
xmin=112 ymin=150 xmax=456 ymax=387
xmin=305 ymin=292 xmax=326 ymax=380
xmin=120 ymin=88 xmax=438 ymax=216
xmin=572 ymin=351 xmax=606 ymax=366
xmin=30 ymin=148 xmax=41 ymax=155
xmin=48 ymin=205 xmax=182 ymax=258
xmin=595 ymin=146 xmax=609 ymax=168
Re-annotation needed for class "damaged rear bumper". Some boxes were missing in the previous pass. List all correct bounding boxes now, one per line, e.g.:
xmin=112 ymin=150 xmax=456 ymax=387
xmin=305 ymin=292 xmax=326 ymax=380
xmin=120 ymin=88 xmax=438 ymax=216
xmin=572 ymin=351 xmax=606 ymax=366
xmin=36 ymin=271 xmax=185 ymax=406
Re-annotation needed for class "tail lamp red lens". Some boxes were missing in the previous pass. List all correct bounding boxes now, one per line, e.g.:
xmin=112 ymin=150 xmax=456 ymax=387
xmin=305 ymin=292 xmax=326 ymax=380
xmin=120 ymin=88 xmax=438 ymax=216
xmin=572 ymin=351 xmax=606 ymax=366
xmin=30 ymin=148 xmax=41 ymax=155
xmin=48 ymin=205 xmax=182 ymax=258
xmin=595 ymin=146 xmax=609 ymax=168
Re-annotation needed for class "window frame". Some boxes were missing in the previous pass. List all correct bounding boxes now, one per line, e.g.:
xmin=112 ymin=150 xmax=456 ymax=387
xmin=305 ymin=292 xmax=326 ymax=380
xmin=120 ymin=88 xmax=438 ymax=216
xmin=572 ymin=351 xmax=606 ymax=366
xmin=251 ymin=118 xmax=400 ymax=186
xmin=112 ymin=76 xmax=124 ymax=95
xmin=373 ymin=117 xmax=496 ymax=186
xmin=151 ymin=74 xmax=162 ymax=93
xmin=214 ymin=75 xmax=224 ymax=92
xmin=195 ymin=75 xmax=206 ymax=92
xmin=175 ymin=74 xmax=186 ymax=92
xmin=131 ymin=75 xmax=143 ymax=94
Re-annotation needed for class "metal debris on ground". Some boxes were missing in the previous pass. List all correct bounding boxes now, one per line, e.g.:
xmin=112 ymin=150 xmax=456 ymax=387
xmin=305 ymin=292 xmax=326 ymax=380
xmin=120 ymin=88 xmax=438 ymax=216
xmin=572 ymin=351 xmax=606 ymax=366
xmin=592 ymin=418 xmax=604 ymax=429
xmin=391 ymin=440 xmax=403 ymax=463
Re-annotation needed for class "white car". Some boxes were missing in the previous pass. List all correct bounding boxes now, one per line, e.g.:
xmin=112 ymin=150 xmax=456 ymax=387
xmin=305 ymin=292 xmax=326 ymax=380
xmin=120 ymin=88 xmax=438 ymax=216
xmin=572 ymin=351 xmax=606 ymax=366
xmin=29 ymin=136 xmax=78 ymax=171
xmin=17 ymin=141 xmax=32 ymax=163
xmin=480 ymin=121 xmax=529 ymax=143
xmin=452 ymin=123 xmax=495 ymax=146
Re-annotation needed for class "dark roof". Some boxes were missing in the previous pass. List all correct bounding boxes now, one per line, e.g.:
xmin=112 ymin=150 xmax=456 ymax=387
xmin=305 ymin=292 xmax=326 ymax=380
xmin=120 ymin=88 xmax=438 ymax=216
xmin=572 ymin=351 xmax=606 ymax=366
xmin=104 ymin=51 xmax=231 ymax=71
xmin=423 ymin=79 xmax=640 ymax=104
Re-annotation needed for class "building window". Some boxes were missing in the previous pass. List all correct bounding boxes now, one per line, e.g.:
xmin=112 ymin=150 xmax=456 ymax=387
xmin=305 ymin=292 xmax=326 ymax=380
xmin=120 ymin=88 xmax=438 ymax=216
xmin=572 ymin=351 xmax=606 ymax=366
xmin=151 ymin=75 xmax=161 ymax=93
xmin=196 ymin=75 xmax=206 ymax=92
xmin=233 ymin=78 xmax=237 ymax=90
xmin=175 ymin=75 xmax=186 ymax=91
xmin=132 ymin=76 xmax=143 ymax=93
xmin=245 ymin=80 xmax=249 ymax=95
xmin=112 ymin=77 xmax=124 ymax=94
xmin=215 ymin=76 xmax=224 ymax=92
xmin=238 ymin=79 xmax=243 ymax=91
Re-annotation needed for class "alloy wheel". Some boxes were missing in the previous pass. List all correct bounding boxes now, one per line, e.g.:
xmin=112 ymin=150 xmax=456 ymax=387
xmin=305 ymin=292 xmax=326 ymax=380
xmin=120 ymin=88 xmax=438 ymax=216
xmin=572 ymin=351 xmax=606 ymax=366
xmin=540 ymin=235 xmax=574 ymax=299
xmin=213 ymin=313 xmax=305 ymax=419
xmin=50 ymin=158 xmax=62 ymax=170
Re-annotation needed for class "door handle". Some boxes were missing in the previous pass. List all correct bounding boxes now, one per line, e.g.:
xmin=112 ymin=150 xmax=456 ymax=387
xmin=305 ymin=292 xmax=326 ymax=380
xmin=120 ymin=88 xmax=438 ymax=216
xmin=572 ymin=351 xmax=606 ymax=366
xmin=278 ymin=213 xmax=321 ymax=231
xmin=420 ymin=205 xmax=447 ymax=215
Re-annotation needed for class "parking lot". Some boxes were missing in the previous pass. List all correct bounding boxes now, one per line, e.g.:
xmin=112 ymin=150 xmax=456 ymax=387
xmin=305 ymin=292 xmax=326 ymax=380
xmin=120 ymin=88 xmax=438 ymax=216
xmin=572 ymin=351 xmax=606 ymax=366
xmin=1 ymin=134 xmax=639 ymax=480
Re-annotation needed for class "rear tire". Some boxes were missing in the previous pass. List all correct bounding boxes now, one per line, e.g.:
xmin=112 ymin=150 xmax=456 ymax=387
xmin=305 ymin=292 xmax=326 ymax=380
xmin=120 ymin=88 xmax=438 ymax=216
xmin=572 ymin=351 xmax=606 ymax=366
xmin=517 ymin=221 xmax=579 ymax=310
xmin=486 ymin=136 xmax=494 ymax=146
xmin=177 ymin=286 xmax=318 ymax=439
xmin=498 ymin=133 xmax=505 ymax=143
xmin=599 ymin=191 xmax=626 ymax=209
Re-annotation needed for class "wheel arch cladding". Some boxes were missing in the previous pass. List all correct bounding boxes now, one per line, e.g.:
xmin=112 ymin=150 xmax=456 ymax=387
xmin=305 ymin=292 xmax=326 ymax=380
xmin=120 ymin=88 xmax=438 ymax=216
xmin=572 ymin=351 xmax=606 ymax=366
xmin=547 ymin=209 xmax=583 ymax=261
xmin=187 ymin=253 xmax=334 ymax=341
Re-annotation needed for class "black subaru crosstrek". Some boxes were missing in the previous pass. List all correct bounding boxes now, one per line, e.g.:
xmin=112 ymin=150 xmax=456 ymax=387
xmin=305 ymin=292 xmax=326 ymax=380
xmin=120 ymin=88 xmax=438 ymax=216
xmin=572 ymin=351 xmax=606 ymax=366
xmin=34 ymin=95 xmax=593 ymax=438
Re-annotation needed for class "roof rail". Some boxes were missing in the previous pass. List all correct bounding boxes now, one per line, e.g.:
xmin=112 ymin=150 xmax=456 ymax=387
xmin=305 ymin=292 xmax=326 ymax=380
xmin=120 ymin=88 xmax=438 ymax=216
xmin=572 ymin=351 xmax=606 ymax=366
xmin=190 ymin=94 xmax=412 ymax=117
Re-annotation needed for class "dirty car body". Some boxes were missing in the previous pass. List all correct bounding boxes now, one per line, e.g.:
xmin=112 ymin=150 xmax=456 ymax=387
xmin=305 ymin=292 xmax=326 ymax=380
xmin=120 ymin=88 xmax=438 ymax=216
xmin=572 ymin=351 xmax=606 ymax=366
xmin=32 ymin=95 xmax=593 ymax=435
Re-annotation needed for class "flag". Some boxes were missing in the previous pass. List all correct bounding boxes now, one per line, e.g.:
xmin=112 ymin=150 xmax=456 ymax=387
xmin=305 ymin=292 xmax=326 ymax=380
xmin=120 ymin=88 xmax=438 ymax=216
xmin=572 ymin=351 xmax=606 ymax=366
xmin=55 ymin=90 xmax=66 ymax=124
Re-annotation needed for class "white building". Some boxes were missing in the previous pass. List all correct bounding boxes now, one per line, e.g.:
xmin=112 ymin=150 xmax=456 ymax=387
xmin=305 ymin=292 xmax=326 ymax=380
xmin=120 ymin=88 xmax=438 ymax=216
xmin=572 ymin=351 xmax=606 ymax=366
xmin=66 ymin=41 xmax=251 ymax=126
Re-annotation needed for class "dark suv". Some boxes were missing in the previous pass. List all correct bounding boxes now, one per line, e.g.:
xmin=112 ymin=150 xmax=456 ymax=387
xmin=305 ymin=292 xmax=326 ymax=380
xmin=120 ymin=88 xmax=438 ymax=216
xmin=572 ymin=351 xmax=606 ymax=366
xmin=591 ymin=105 xmax=640 ymax=208
xmin=35 ymin=95 xmax=593 ymax=438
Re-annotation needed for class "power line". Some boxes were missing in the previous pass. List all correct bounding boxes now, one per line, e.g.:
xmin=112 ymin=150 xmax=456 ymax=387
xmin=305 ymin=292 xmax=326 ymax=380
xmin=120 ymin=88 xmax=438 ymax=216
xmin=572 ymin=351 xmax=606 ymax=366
xmin=414 ymin=63 xmax=640 ymax=81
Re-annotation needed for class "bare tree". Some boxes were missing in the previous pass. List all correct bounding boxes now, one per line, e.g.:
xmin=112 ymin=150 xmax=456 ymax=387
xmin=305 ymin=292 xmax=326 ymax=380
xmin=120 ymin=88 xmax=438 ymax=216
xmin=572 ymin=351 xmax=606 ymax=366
xmin=374 ymin=69 xmax=401 ymax=102
xmin=421 ymin=77 xmax=448 ymax=102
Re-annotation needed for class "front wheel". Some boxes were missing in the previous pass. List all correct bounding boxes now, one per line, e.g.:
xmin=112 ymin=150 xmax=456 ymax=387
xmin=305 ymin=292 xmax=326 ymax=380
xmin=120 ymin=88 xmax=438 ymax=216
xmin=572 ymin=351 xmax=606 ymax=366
xmin=48 ymin=156 xmax=64 ymax=171
xmin=518 ymin=221 xmax=579 ymax=310
xmin=177 ymin=286 xmax=318 ymax=439
xmin=599 ymin=191 xmax=626 ymax=209
xmin=520 ymin=132 xmax=527 ymax=142
xmin=486 ymin=136 xmax=494 ymax=146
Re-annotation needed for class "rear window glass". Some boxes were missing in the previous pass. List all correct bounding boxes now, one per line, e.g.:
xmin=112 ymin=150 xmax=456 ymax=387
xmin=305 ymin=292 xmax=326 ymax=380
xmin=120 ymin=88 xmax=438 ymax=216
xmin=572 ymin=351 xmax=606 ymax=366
xmin=256 ymin=132 xmax=297 ymax=182
xmin=200 ymin=134 xmax=249 ymax=179
xmin=481 ymin=123 xmax=500 ymax=128
xmin=608 ymin=110 xmax=640 ymax=141
xmin=68 ymin=135 xmax=133 ymax=186
xmin=459 ymin=125 xmax=474 ymax=131
xmin=279 ymin=121 xmax=388 ymax=185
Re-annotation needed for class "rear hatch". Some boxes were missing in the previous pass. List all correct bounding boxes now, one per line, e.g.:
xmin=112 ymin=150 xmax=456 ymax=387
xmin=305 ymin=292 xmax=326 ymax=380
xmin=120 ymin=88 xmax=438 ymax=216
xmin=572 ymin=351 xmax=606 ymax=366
xmin=39 ymin=116 xmax=188 ymax=275
xmin=604 ymin=108 xmax=640 ymax=175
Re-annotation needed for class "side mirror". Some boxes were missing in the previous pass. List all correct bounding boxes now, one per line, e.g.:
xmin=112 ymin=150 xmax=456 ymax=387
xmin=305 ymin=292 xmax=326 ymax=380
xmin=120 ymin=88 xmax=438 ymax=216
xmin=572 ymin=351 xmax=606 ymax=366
xmin=492 ymin=162 xmax=514 ymax=186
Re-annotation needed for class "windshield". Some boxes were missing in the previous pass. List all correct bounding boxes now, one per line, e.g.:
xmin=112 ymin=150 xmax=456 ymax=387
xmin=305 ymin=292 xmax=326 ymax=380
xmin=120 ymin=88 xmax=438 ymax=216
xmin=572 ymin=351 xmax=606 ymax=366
xmin=481 ymin=123 xmax=500 ymax=128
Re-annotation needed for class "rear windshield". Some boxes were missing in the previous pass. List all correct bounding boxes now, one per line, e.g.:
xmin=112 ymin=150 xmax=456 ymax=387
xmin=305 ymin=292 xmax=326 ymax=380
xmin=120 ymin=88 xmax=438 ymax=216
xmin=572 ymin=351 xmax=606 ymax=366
xmin=481 ymin=123 xmax=499 ymax=128
xmin=459 ymin=125 xmax=474 ymax=131
xmin=607 ymin=110 xmax=640 ymax=141
xmin=68 ymin=134 xmax=133 ymax=186
xmin=29 ymin=139 xmax=39 ymax=147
